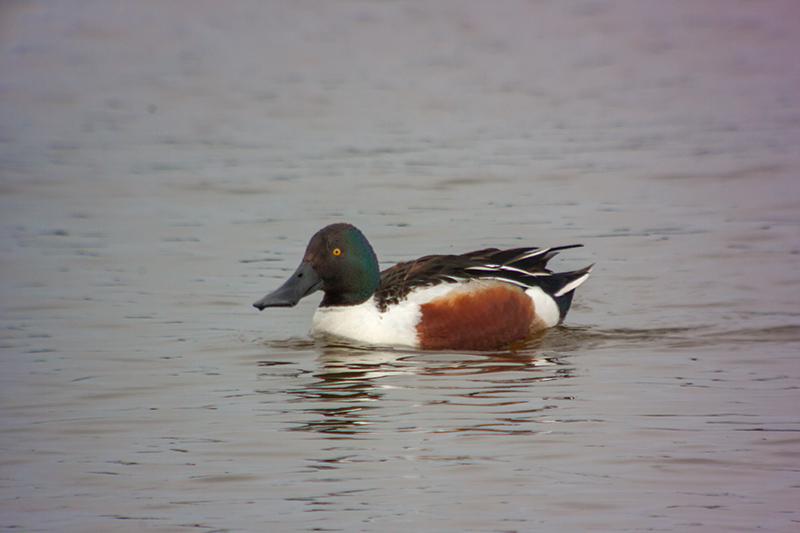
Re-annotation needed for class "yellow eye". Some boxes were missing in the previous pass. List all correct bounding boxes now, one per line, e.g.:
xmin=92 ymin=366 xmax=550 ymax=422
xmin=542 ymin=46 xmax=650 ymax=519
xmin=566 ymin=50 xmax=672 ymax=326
xmin=332 ymin=248 xmax=341 ymax=256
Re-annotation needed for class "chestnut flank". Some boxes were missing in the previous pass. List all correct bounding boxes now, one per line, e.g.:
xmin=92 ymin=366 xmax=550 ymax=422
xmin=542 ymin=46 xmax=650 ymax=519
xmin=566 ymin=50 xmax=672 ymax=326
xmin=417 ymin=282 xmax=539 ymax=351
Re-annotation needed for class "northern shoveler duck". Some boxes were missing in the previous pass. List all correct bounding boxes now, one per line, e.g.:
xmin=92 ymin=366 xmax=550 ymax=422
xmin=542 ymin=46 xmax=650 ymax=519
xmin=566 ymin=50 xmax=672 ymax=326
xmin=253 ymin=223 xmax=592 ymax=351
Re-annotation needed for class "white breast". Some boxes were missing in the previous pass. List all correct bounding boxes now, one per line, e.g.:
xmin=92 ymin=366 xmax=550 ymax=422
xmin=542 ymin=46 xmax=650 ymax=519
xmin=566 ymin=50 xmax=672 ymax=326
xmin=308 ymin=284 xmax=457 ymax=348
xmin=309 ymin=296 xmax=418 ymax=348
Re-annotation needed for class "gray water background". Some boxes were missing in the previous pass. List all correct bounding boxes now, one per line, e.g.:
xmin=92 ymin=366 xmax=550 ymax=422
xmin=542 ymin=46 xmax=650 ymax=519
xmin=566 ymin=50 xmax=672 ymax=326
xmin=2 ymin=1 xmax=799 ymax=531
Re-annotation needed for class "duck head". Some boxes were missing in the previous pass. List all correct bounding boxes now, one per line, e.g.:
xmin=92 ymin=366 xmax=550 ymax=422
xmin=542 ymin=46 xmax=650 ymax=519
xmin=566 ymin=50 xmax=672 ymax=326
xmin=253 ymin=223 xmax=380 ymax=309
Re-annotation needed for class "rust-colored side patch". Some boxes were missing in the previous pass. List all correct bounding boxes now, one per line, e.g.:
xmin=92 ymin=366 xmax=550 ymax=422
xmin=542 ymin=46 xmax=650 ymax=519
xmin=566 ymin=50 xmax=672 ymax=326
xmin=417 ymin=282 xmax=536 ymax=351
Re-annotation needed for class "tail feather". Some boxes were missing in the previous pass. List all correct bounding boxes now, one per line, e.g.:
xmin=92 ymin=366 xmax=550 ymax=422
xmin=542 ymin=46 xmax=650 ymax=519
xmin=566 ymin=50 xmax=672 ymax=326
xmin=548 ymin=264 xmax=593 ymax=321
xmin=554 ymin=264 xmax=593 ymax=297
xmin=554 ymin=290 xmax=575 ymax=322
xmin=507 ymin=244 xmax=583 ymax=272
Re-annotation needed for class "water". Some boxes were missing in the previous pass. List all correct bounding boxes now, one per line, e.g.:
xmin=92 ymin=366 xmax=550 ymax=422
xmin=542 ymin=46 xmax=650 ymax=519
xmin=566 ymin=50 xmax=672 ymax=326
xmin=2 ymin=2 xmax=800 ymax=531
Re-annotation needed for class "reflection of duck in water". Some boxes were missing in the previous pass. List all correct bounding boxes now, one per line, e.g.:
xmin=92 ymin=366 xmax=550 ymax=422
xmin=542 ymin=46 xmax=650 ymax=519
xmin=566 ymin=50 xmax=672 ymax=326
xmin=254 ymin=223 xmax=592 ymax=351
xmin=283 ymin=344 xmax=575 ymax=436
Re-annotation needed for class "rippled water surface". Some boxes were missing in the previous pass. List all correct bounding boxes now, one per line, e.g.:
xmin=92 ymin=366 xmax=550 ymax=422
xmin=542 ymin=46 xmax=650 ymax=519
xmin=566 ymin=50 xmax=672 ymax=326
xmin=2 ymin=2 xmax=800 ymax=531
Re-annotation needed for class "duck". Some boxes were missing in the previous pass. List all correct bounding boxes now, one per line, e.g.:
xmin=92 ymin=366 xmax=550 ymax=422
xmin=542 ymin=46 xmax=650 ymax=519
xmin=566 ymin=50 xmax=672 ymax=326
xmin=253 ymin=223 xmax=592 ymax=351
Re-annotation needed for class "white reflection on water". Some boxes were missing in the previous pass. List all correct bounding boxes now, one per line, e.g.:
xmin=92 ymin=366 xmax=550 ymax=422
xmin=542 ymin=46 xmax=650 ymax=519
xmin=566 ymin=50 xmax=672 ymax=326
xmin=276 ymin=340 xmax=574 ymax=436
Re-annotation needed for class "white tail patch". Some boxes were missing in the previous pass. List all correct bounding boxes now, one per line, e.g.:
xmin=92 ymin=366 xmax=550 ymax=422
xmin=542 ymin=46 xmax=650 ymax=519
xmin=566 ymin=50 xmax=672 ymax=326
xmin=526 ymin=286 xmax=560 ymax=327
